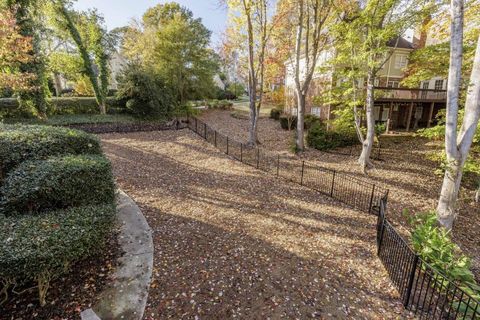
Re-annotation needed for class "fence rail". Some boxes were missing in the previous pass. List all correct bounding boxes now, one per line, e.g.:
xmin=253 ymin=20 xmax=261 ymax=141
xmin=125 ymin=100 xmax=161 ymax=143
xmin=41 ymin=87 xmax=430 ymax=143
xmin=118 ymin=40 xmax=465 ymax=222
xmin=187 ymin=116 xmax=480 ymax=319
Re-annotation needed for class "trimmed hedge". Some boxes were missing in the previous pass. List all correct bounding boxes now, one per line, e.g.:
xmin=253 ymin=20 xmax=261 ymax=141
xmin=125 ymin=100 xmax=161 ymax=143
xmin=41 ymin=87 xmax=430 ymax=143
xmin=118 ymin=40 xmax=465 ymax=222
xmin=0 ymin=125 xmax=102 ymax=178
xmin=0 ymin=155 xmax=115 ymax=215
xmin=0 ymin=204 xmax=116 ymax=304
xmin=0 ymin=97 xmax=126 ymax=117
xmin=306 ymin=122 xmax=358 ymax=150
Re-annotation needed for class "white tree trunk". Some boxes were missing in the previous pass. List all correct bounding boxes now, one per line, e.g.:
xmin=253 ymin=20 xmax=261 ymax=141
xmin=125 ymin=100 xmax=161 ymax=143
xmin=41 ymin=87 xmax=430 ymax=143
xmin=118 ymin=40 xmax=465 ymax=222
xmin=358 ymin=71 xmax=375 ymax=172
xmin=436 ymin=3 xmax=480 ymax=230
xmin=296 ymin=93 xmax=306 ymax=150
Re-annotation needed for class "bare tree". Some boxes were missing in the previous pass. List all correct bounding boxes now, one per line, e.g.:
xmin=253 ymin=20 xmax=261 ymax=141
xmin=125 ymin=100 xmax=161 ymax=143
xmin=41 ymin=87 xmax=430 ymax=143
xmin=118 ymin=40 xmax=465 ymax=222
xmin=293 ymin=0 xmax=331 ymax=151
xmin=437 ymin=0 xmax=480 ymax=232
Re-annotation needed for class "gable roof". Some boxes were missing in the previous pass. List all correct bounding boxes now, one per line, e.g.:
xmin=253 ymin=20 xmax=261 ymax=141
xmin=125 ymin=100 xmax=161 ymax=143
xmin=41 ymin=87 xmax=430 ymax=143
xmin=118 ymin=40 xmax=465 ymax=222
xmin=387 ymin=36 xmax=415 ymax=49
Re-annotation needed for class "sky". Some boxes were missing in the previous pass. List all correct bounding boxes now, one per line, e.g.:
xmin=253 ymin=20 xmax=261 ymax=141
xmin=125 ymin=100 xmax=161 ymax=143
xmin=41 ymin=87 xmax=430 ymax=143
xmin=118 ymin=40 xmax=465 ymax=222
xmin=73 ymin=0 xmax=228 ymax=46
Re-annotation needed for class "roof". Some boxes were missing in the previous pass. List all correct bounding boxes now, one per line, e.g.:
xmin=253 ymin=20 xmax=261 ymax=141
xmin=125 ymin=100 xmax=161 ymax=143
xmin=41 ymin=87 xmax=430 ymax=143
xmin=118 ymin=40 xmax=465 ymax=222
xmin=387 ymin=37 xmax=415 ymax=49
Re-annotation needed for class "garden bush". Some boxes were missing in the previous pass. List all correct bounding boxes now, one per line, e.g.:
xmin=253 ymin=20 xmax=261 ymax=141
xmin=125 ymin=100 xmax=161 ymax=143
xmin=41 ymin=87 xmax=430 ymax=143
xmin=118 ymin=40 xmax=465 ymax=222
xmin=306 ymin=122 xmax=358 ymax=151
xmin=0 ymin=204 xmax=116 ymax=306
xmin=280 ymin=115 xmax=297 ymax=130
xmin=270 ymin=108 xmax=282 ymax=120
xmin=0 ymin=125 xmax=102 ymax=178
xmin=117 ymin=64 xmax=175 ymax=119
xmin=0 ymin=155 xmax=115 ymax=215
xmin=304 ymin=114 xmax=321 ymax=129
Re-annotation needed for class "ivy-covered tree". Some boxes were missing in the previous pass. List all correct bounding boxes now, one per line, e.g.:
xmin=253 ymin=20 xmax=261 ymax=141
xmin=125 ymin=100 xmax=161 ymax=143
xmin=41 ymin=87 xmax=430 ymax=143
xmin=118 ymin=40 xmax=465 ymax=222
xmin=0 ymin=7 xmax=36 ymax=92
xmin=53 ymin=1 xmax=110 ymax=114
xmin=3 ymin=0 xmax=49 ymax=117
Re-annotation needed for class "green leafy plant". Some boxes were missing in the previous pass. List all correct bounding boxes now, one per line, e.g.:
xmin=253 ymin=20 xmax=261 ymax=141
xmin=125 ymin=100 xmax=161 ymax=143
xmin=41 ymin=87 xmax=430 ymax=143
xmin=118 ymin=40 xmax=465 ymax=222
xmin=0 ymin=155 xmax=115 ymax=215
xmin=280 ymin=115 xmax=297 ymax=130
xmin=0 ymin=125 xmax=102 ymax=179
xmin=408 ymin=211 xmax=480 ymax=301
xmin=270 ymin=108 xmax=282 ymax=120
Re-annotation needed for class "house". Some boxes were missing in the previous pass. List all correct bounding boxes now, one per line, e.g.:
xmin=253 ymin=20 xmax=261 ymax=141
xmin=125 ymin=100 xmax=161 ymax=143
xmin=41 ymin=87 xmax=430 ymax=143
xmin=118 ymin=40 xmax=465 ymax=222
xmin=284 ymin=36 xmax=447 ymax=131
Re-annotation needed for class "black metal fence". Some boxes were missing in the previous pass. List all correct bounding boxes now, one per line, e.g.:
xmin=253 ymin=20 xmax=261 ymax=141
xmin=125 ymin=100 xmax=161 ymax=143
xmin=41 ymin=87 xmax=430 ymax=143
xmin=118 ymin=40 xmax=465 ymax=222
xmin=188 ymin=116 xmax=387 ymax=214
xmin=187 ymin=116 xmax=480 ymax=319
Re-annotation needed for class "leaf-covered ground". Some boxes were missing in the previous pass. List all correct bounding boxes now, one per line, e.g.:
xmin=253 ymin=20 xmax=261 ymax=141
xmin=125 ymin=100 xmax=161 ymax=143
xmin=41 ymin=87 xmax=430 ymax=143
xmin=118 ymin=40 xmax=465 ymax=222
xmin=101 ymin=129 xmax=413 ymax=319
xmin=198 ymin=110 xmax=480 ymax=281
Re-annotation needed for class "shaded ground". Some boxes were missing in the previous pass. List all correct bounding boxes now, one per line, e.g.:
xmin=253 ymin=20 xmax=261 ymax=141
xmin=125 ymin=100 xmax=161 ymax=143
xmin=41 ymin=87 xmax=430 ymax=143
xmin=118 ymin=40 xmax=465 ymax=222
xmin=198 ymin=110 xmax=480 ymax=280
xmin=101 ymin=129 xmax=412 ymax=319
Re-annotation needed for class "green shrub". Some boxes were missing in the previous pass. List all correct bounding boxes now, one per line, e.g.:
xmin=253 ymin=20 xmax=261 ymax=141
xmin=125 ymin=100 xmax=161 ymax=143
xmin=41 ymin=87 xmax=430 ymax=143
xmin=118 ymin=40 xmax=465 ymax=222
xmin=0 ymin=155 xmax=115 ymax=215
xmin=280 ymin=115 xmax=297 ymax=130
xmin=304 ymin=114 xmax=321 ymax=129
xmin=306 ymin=122 xmax=358 ymax=150
xmin=117 ymin=64 xmax=175 ymax=119
xmin=0 ymin=204 xmax=116 ymax=306
xmin=0 ymin=125 xmax=102 ymax=178
xmin=270 ymin=108 xmax=282 ymax=120
xmin=409 ymin=212 xmax=480 ymax=300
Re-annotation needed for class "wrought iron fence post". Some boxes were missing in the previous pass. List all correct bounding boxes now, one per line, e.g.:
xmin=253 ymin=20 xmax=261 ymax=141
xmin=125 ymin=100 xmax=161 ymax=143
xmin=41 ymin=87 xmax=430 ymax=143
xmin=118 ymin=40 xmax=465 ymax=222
xmin=195 ymin=118 xmax=198 ymax=133
xmin=403 ymin=255 xmax=419 ymax=308
xmin=300 ymin=161 xmax=305 ymax=185
xmin=214 ymin=131 xmax=217 ymax=147
xmin=276 ymin=154 xmax=280 ymax=177
xmin=256 ymin=148 xmax=260 ymax=169
xmin=204 ymin=123 xmax=207 ymax=140
xmin=330 ymin=170 xmax=336 ymax=197
xmin=377 ymin=209 xmax=386 ymax=254
xmin=369 ymin=184 xmax=376 ymax=214
xmin=226 ymin=137 xmax=229 ymax=154
xmin=240 ymin=143 xmax=243 ymax=162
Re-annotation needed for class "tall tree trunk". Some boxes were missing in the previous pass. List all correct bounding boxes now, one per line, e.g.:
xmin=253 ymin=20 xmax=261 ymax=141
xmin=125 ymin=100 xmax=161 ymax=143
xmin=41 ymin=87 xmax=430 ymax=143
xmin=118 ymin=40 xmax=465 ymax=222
xmin=475 ymin=184 xmax=480 ymax=203
xmin=358 ymin=71 xmax=375 ymax=172
xmin=436 ymin=0 xmax=465 ymax=230
xmin=296 ymin=93 xmax=306 ymax=150
xmin=437 ymin=4 xmax=480 ymax=229
xmin=53 ymin=73 xmax=63 ymax=97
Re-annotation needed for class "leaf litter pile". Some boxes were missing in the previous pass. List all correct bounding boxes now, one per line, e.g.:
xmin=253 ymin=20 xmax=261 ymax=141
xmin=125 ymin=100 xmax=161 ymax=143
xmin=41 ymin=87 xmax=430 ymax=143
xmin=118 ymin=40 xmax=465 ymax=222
xmin=199 ymin=110 xmax=480 ymax=280
xmin=101 ymin=129 xmax=413 ymax=319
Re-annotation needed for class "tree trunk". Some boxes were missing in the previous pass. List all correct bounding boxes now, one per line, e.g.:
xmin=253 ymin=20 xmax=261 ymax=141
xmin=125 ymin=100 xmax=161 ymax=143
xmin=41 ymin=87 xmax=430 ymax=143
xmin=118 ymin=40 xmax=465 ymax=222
xmin=437 ymin=160 xmax=463 ymax=230
xmin=475 ymin=184 xmax=479 ymax=203
xmin=248 ymin=92 xmax=258 ymax=145
xmin=358 ymin=71 xmax=375 ymax=172
xmin=296 ymin=93 xmax=306 ymax=150
xmin=53 ymin=73 xmax=63 ymax=97
xmin=436 ymin=0 xmax=464 ymax=229
xmin=99 ymin=102 xmax=106 ymax=115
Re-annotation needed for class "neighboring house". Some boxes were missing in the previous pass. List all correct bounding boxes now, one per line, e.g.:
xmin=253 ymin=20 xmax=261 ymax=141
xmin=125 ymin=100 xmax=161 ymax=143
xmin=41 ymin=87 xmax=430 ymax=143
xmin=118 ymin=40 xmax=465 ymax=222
xmin=284 ymin=36 xmax=447 ymax=131
xmin=108 ymin=51 xmax=127 ymax=90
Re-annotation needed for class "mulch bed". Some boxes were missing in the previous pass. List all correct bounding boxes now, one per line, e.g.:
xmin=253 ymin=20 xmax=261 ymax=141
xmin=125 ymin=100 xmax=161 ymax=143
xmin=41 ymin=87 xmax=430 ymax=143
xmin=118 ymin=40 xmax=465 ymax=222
xmin=101 ymin=130 xmax=414 ymax=319
xmin=0 ymin=232 xmax=120 ymax=320
xmin=197 ymin=110 xmax=480 ymax=281
xmin=62 ymin=121 xmax=185 ymax=134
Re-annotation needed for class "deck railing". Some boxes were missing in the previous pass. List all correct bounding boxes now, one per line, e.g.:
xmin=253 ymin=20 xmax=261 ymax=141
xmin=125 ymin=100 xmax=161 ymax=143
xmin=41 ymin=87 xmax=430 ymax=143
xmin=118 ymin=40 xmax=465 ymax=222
xmin=374 ymin=87 xmax=447 ymax=102
xmin=187 ymin=116 xmax=480 ymax=319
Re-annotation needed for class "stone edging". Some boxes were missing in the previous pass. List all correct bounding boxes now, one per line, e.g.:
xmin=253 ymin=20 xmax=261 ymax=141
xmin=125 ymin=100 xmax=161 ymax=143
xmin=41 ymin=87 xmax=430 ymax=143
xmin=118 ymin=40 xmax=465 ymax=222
xmin=81 ymin=190 xmax=154 ymax=320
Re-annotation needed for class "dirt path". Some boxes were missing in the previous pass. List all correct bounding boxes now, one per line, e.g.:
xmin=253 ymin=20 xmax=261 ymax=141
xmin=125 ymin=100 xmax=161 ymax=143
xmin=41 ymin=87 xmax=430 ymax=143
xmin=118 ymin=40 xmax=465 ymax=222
xmin=101 ymin=129 xmax=410 ymax=319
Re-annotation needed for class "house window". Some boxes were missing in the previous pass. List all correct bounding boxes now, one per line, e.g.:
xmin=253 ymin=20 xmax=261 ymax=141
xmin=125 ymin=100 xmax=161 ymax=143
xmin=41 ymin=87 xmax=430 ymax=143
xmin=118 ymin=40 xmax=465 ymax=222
xmin=387 ymin=80 xmax=400 ymax=88
xmin=311 ymin=107 xmax=321 ymax=117
xmin=422 ymin=81 xmax=429 ymax=90
xmin=434 ymin=79 xmax=444 ymax=91
xmin=394 ymin=54 xmax=408 ymax=69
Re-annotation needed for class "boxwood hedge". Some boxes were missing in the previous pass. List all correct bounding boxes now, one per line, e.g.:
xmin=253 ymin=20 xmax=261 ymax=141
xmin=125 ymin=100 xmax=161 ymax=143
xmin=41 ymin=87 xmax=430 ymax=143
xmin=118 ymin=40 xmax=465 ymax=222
xmin=0 ymin=204 xmax=116 ymax=305
xmin=0 ymin=155 xmax=115 ymax=215
xmin=0 ymin=125 xmax=102 ymax=178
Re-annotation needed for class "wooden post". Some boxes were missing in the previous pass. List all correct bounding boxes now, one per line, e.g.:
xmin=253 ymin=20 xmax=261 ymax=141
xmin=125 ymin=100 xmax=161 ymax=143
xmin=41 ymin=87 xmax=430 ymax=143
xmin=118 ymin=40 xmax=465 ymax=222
xmin=386 ymin=101 xmax=393 ymax=133
xmin=427 ymin=102 xmax=435 ymax=128
xmin=406 ymin=102 xmax=414 ymax=131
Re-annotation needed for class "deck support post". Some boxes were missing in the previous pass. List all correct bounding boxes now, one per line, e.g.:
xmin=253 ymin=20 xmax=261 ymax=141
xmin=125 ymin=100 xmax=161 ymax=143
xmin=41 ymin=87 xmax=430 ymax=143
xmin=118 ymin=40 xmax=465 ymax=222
xmin=427 ymin=102 xmax=435 ymax=128
xmin=406 ymin=102 xmax=414 ymax=131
